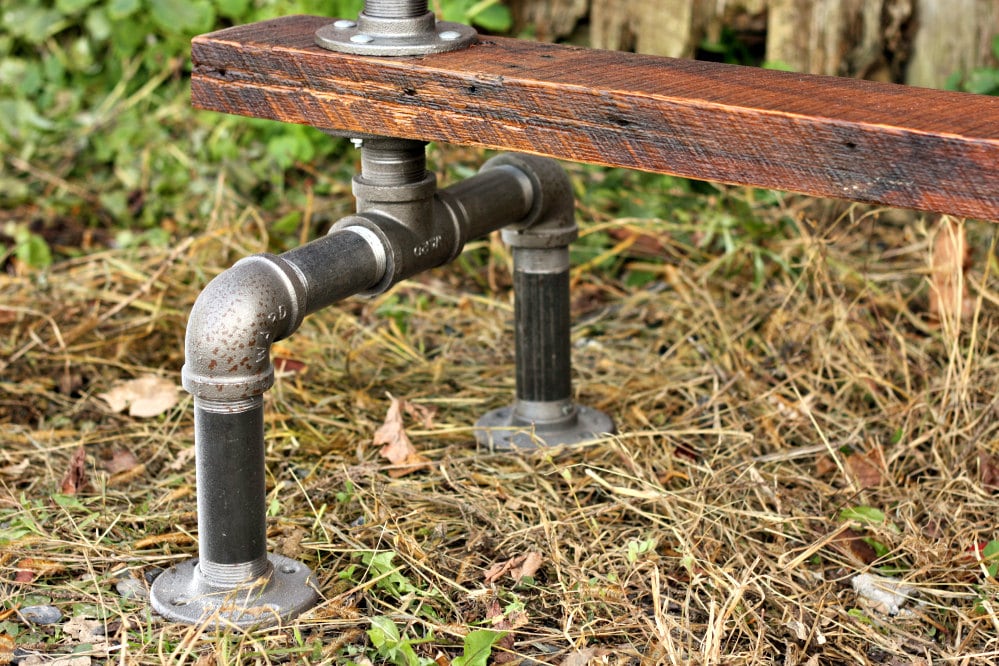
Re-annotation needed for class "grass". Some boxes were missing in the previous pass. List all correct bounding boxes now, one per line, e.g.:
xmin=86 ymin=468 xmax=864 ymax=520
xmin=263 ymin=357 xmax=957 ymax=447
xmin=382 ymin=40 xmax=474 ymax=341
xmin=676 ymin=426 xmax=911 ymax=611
xmin=3 ymin=143 xmax=999 ymax=664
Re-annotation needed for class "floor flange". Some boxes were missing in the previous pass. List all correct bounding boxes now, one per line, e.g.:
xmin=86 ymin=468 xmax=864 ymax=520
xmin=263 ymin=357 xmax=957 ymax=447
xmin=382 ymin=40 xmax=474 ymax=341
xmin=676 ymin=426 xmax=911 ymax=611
xmin=150 ymin=554 xmax=319 ymax=628
xmin=476 ymin=403 xmax=615 ymax=450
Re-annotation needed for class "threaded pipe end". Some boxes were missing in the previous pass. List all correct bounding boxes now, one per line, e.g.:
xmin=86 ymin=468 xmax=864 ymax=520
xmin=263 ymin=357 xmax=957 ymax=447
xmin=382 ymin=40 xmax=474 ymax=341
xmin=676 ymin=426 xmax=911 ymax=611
xmin=360 ymin=141 xmax=428 ymax=186
xmin=199 ymin=557 xmax=273 ymax=588
xmin=363 ymin=0 xmax=427 ymax=19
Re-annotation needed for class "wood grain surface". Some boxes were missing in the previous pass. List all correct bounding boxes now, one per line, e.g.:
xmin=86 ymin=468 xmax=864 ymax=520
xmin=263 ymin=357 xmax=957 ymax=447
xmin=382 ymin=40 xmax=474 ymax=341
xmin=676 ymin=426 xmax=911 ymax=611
xmin=191 ymin=15 xmax=999 ymax=221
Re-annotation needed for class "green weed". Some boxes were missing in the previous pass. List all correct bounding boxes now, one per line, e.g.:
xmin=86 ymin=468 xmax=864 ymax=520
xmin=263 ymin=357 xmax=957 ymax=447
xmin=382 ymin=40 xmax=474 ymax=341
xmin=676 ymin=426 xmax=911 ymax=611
xmin=946 ymin=36 xmax=999 ymax=95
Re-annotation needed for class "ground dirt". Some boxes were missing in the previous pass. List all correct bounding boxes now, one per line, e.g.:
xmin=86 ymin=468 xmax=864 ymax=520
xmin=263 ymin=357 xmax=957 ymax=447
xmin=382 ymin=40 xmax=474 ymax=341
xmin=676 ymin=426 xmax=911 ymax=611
xmin=2 ymin=155 xmax=999 ymax=664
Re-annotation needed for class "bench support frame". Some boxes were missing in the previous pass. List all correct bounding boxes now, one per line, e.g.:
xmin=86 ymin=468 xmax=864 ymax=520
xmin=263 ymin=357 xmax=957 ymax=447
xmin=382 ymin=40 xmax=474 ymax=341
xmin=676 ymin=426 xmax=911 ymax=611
xmin=150 ymin=137 xmax=613 ymax=627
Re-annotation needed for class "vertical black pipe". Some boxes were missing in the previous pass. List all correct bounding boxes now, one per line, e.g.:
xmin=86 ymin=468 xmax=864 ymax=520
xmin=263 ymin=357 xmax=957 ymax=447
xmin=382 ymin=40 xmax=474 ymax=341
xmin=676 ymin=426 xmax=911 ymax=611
xmin=513 ymin=247 xmax=572 ymax=404
xmin=194 ymin=396 xmax=270 ymax=585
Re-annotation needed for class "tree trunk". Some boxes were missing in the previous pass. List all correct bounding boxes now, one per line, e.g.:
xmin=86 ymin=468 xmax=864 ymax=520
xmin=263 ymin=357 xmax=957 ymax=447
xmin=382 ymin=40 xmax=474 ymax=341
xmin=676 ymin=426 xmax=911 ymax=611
xmin=507 ymin=0 xmax=588 ymax=42
xmin=588 ymin=0 xmax=767 ymax=58
xmin=765 ymin=0 xmax=888 ymax=77
xmin=907 ymin=0 xmax=999 ymax=88
xmin=511 ymin=0 xmax=998 ymax=88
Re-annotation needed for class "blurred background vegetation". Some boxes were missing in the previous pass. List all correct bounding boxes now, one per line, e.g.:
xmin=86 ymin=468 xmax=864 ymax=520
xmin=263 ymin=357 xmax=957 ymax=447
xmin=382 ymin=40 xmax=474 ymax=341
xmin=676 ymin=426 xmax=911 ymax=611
xmin=0 ymin=0 xmax=515 ymax=268
xmin=1 ymin=0 xmax=996 ymax=273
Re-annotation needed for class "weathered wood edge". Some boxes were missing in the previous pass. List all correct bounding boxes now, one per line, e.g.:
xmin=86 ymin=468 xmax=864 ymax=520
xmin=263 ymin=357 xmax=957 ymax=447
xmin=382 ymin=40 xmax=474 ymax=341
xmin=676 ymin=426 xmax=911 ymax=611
xmin=191 ymin=15 xmax=999 ymax=221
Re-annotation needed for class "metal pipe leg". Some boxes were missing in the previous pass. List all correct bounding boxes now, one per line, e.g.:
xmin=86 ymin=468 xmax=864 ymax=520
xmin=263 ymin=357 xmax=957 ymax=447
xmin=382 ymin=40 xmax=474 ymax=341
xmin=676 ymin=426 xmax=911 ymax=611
xmin=475 ymin=212 xmax=614 ymax=450
xmin=151 ymin=397 xmax=318 ymax=627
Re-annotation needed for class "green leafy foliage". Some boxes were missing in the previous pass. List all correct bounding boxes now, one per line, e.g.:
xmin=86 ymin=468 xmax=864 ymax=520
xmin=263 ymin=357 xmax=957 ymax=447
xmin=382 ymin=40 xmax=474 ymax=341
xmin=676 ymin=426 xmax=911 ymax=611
xmin=451 ymin=629 xmax=507 ymax=666
xmin=0 ymin=0 xmax=512 ymax=264
xmin=441 ymin=0 xmax=512 ymax=33
xmin=983 ymin=540 xmax=999 ymax=578
xmin=838 ymin=505 xmax=904 ymax=533
xmin=0 ymin=0 xmax=361 ymax=237
xmin=945 ymin=37 xmax=999 ymax=96
xmin=9 ymin=226 xmax=54 ymax=269
xmin=626 ymin=537 xmax=656 ymax=564
xmin=366 ymin=616 xmax=435 ymax=666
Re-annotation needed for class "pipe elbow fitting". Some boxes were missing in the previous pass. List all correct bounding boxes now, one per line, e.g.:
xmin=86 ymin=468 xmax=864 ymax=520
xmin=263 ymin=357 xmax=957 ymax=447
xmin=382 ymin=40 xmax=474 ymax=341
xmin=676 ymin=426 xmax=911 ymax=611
xmin=182 ymin=255 xmax=307 ymax=401
xmin=483 ymin=154 xmax=578 ymax=248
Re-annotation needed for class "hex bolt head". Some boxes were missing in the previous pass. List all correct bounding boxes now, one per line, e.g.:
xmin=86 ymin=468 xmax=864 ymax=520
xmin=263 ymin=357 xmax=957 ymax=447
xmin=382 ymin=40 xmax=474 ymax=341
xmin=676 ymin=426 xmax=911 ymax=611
xmin=439 ymin=30 xmax=462 ymax=41
xmin=350 ymin=34 xmax=375 ymax=44
xmin=333 ymin=19 xmax=357 ymax=29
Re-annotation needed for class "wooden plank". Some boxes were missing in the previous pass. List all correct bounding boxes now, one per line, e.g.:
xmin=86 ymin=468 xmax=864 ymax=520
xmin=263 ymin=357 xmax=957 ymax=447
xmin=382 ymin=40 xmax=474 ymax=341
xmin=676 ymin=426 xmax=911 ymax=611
xmin=191 ymin=15 xmax=999 ymax=221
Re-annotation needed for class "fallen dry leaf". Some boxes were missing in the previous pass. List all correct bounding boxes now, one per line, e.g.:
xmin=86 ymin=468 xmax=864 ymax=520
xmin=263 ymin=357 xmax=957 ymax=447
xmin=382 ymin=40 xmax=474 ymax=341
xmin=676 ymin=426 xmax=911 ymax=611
xmin=0 ymin=459 xmax=30 ymax=478
xmin=100 ymin=447 xmax=146 ymax=487
xmin=0 ymin=633 xmax=13 ymax=666
xmin=373 ymin=394 xmax=430 ymax=478
xmin=485 ymin=599 xmax=517 ymax=663
xmin=606 ymin=226 xmax=669 ymax=260
xmin=979 ymin=451 xmax=999 ymax=492
xmin=272 ymin=343 xmax=308 ymax=376
xmin=814 ymin=454 xmax=838 ymax=478
xmin=403 ymin=400 xmax=437 ymax=429
xmin=484 ymin=551 xmax=544 ymax=584
xmin=561 ymin=647 xmax=613 ymax=666
xmin=15 ymin=558 xmax=64 ymax=584
xmin=273 ymin=356 xmax=307 ymax=375
xmin=846 ymin=449 xmax=886 ymax=489
xmin=828 ymin=527 xmax=879 ymax=566
xmin=134 ymin=532 xmax=195 ymax=550
xmin=100 ymin=447 xmax=140 ymax=475
xmin=59 ymin=446 xmax=88 ymax=495
xmin=509 ymin=551 xmax=543 ymax=582
xmin=62 ymin=615 xmax=110 ymax=648
xmin=929 ymin=216 xmax=974 ymax=324
xmin=97 ymin=374 xmax=179 ymax=418
xmin=167 ymin=446 xmax=196 ymax=472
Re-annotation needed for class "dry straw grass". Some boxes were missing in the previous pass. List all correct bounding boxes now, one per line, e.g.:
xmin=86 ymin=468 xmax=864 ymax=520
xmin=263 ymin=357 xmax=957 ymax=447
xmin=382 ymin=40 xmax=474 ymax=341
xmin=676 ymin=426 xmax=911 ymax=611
xmin=2 ymin=157 xmax=999 ymax=664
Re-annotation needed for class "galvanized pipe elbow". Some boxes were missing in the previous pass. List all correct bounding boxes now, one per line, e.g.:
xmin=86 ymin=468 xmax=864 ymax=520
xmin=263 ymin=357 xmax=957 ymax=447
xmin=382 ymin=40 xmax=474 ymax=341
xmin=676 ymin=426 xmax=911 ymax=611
xmin=486 ymin=153 xmax=578 ymax=249
xmin=182 ymin=228 xmax=387 ymax=401
xmin=182 ymin=255 xmax=306 ymax=402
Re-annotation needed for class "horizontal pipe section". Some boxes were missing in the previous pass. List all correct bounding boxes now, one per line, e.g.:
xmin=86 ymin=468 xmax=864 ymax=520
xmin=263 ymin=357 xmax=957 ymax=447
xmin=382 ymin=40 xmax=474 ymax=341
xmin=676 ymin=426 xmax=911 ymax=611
xmin=439 ymin=164 xmax=534 ymax=241
xmin=283 ymin=227 xmax=384 ymax=316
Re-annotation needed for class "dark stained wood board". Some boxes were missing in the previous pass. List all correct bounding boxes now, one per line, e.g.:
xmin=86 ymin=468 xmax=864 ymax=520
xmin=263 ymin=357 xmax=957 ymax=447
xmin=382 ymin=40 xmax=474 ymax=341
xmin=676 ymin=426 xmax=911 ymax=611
xmin=191 ymin=15 xmax=999 ymax=221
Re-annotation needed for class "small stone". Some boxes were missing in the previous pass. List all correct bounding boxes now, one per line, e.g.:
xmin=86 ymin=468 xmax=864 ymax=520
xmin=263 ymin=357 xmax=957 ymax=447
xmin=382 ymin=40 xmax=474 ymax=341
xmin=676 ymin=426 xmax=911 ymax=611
xmin=116 ymin=578 xmax=147 ymax=600
xmin=20 ymin=605 xmax=62 ymax=625
xmin=143 ymin=567 xmax=164 ymax=584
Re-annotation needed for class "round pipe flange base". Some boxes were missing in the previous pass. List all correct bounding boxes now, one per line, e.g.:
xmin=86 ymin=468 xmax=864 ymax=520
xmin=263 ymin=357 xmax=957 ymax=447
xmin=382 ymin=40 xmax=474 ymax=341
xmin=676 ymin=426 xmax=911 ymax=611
xmin=475 ymin=404 xmax=615 ymax=450
xmin=315 ymin=17 xmax=476 ymax=56
xmin=150 ymin=554 xmax=319 ymax=628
